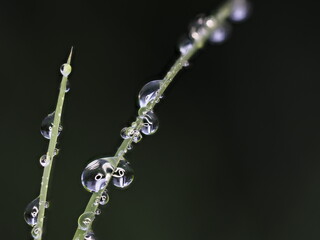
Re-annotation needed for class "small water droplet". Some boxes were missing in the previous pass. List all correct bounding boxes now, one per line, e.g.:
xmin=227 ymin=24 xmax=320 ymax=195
xmin=99 ymin=190 xmax=109 ymax=205
xmin=24 ymin=197 xmax=40 ymax=226
xmin=230 ymin=0 xmax=251 ymax=22
xmin=112 ymin=160 xmax=134 ymax=189
xmin=40 ymin=112 xmax=62 ymax=139
xmin=178 ymin=37 xmax=194 ymax=55
xmin=60 ymin=63 xmax=72 ymax=77
xmin=60 ymin=80 xmax=71 ymax=92
xmin=95 ymin=209 xmax=101 ymax=215
xmin=39 ymin=155 xmax=50 ymax=167
xmin=189 ymin=14 xmax=207 ymax=40
xmin=120 ymin=127 xmax=135 ymax=139
xmin=78 ymin=212 xmax=95 ymax=231
xmin=184 ymin=61 xmax=190 ymax=67
xmin=127 ymin=143 xmax=133 ymax=150
xmin=31 ymin=226 xmax=42 ymax=239
xmin=209 ymin=23 xmax=232 ymax=44
xmin=141 ymin=111 xmax=159 ymax=135
xmin=132 ymin=130 xmax=142 ymax=143
xmin=84 ymin=231 xmax=96 ymax=240
xmin=54 ymin=148 xmax=60 ymax=156
xmin=81 ymin=158 xmax=115 ymax=192
xmin=138 ymin=80 xmax=162 ymax=107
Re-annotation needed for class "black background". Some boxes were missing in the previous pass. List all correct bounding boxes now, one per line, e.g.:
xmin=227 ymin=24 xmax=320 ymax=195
xmin=2 ymin=0 xmax=320 ymax=239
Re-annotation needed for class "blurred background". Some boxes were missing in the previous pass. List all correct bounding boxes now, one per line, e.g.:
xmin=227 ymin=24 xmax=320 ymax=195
xmin=2 ymin=0 xmax=320 ymax=239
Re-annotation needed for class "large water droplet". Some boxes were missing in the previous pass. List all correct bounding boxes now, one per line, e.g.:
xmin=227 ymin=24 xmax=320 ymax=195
xmin=189 ymin=14 xmax=207 ymax=40
xmin=40 ymin=112 xmax=62 ymax=139
xmin=24 ymin=197 xmax=40 ymax=226
xmin=100 ymin=190 xmax=109 ymax=205
xmin=81 ymin=158 xmax=114 ymax=192
xmin=112 ymin=160 xmax=134 ymax=189
xmin=78 ymin=212 xmax=95 ymax=231
xmin=141 ymin=111 xmax=159 ymax=135
xmin=178 ymin=37 xmax=194 ymax=55
xmin=230 ymin=0 xmax=251 ymax=22
xmin=60 ymin=63 xmax=72 ymax=77
xmin=138 ymin=80 xmax=161 ymax=107
xmin=31 ymin=226 xmax=42 ymax=239
xmin=39 ymin=155 xmax=49 ymax=167
xmin=209 ymin=23 xmax=232 ymax=44
xmin=84 ymin=232 xmax=96 ymax=240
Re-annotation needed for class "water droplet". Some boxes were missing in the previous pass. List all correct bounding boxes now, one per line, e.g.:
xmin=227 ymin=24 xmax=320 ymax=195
xmin=132 ymin=130 xmax=142 ymax=143
xmin=31 ymin=226 xmax=42 ymax=239
xmin=112 ymin=160 xmax=134 ymax=189
xmin=84 ymin=232 xmax=96 ymax=240
xmin=100 ymin=190 xmax=109 ymax=205
xmin=95 ymin=209 xmax=101 ymax=215
xmin=230 ymin=0 xmax=251 ymax=22
xmin=141 ymin=111 xmax=159 ymax=135
xmin=209 ymin=23 xmax=232 ymax=44
xmin=183 ymin=61 xmax=190 ymax=67
xmin=24 ymin=197 xmax=39 ymax=226
xmin=60 ymin=80 xmax=71 ymax=92
xmin=178 ymin=37 xmax=194 ymax=55
xmin=39 ymin=155 xmax=49 ymax=167
xmin=78 ymin=212 xmax=95 ymax=231
xmin=120 ymin=127 xmax=135 ymax=139
xmin=189 ymin=14 xmax=207 ymax=40
xmin=138 ymin=80 xmax=162 ymax=107
xmin=54 ymin=148 xmax=60 ymax=156
xmin=81 ymin=158 xmax=114 ymax=192
xmin=60 ymin=63 xmax=72 ymax=77
xmin=40 ymin=112 xmax=62 ymax=139
xmin=127 ymin=143 xmax=133 ymax=150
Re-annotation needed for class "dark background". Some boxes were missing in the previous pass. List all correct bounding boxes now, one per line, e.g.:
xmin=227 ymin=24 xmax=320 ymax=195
xmin=2 ymin=0 xmax=320 ymax=239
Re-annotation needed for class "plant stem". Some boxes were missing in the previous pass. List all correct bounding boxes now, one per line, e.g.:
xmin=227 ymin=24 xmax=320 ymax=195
xmin=73 ymin=1 xmax=233 ymax=239
xmin=35 ymin=48 xmax=73 ymax=240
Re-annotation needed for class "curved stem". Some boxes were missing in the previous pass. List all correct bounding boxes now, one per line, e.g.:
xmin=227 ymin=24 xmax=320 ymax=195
xmin=73 ymin=1 xmax=233 ymax=239
xmin=35 ymin=48 xmax=73 ymax=240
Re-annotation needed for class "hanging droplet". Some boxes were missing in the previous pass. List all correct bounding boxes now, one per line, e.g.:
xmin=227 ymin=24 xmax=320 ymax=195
xmin=81 ymin=158 xmax=114 ymax=192
xmin=209 ymin=23 xmax=232 ymax=44
xmin=60 ymin=80 xmax=71 ymax=92
xmin=100 ymin=190 xmax=109 ymax=205
xmin=178 ymin=37 xmax=194 ymax=55
xmin=132 ymin=130 xmax=142 ymax=143
xmin=230 ymin=0 xmax=251 ymax=22
xmin=112 ymin=160 xmax=134 ymax=189
xmin=60 ymin=63 xmax=72 ymax=77
xmin=141 ymin=111 xmax=159 ymax=135
xmin=31 ymin=226 xmax=42 ymax=239
xmin=24 ymin=197 xmax=40 ymax=226
xmin=95 ymin=209 xmax=101 ymax=215
xmin=40 ymin=112 xmax=62 ymax=139
xmin=189 ymin=14 xmax=207 ymax=40
xmin=84 ymin=232 xmax=96 ymax=240
xmin=39 ymin=155 xmax=49 ymax=167
xmin=78 ymin=212 xmax=95 ymax=231
xmin=138 ymin=80 xmax=162 ymax=107
xmin=54 ymin=148 xmax=60 ymax=156
xmin=127 ymin=143 xmax=133 ymax=150
xmin=120 ymin=127 xmax=135 ymax=139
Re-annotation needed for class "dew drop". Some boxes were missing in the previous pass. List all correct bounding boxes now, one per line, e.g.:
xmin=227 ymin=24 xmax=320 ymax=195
xmin=81 ymin=158 xmax=115 ymax=192
xmin=100 ymin=190 xmax=109 ymax=205
xmin=60 ymin=80 xmax=71 ymax=92
xmin=60 ymin=63 xmax=72 ymax=77
xmin=209 ymin=23 xmax=232 ymax=44
xmin=120 ymin=127 xmax=135 ymax=140
xmin=189 ymin=14 xmax=207 ymax=40
xmin=84 ymin=232 xmax=96 ymax=240
xmin=39 ymin=155 xmax=49 ymax=167
xmin=112 ymin=160 xmax=134 ymax=189
xmin=31 ymin=226 xmax=42 ymax=239
xmin=78 ymin=212 xmax=95 ymax=231
xmin=40 ymin=112 xmax=62 ymax=139
xmin=178 ymin=37 xmax=194 ymax=55
xmin=138 ymin=80 xmax=162 ymax=107
xmin=95 ymin=209 xmax=101 ymax=215
xmin=24 ymin=197 xmax=39 ymax=226
xmin=230 ymin=0 xmax=251 ymax=22
xmin=132 ymin=130 xmax=142 ymax=143
xmin=141 ymin=111 xmax=159 ymax=135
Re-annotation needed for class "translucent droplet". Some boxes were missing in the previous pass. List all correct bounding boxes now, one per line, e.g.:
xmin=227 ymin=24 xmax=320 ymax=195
xmin=100 ymin=190 xmax=109 ymax=205
xmin=178 ymin=37 xmax=193 ymax=55
xmin=209 ymin=23 xmax=231 ymax=44
xmin=40 ymin=112 xmax=62 ymax=139
xmin=84 ymin=232 xmax=96 ymax=240
xmin=112 ymin=160 xmax=134 ymax=189
xmin=60 ymin=63 xmax=72 ymax=77
xmin=78 ymin=212 xmax=95 ymax=231
xmin=31 ymin=226 xmax=42 ymax=239
xmin=54 ymin=148 xmax=60 ymax=156
xmin=127 ymin=143 xmax=133 ymax=150
xmin=120 ymin=127 xmax=135 ymax=140
xmin=95 ymin=209 xmax=101 ymax=215
xmin=141 ymin=111 xmax=159 ymax=135
xmin=138 ymin=80 xmax=161 ymax=107
xmin=230 ymin=0 xmax=251 ymax=22
xmin=81 ymin=158 xmax=114 ymax=192
xmin=189 ymin=14 xmax=207 ymax=40
xmin=39 ymin=155 xmax=49 ymax=167
xmin=132 ymin=130 xmax=142 ymax=143
xmin=24 ymin=197 xmax=39 ymax=226
xmin=60 ymin=80 xmax=71 ymax=92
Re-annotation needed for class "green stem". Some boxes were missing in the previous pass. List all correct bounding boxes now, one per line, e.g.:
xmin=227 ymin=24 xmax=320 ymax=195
xmin=73 ymin=1 xmax=233 ymax=239
xmin=34 ymin=48 xmax=73 ymax=240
